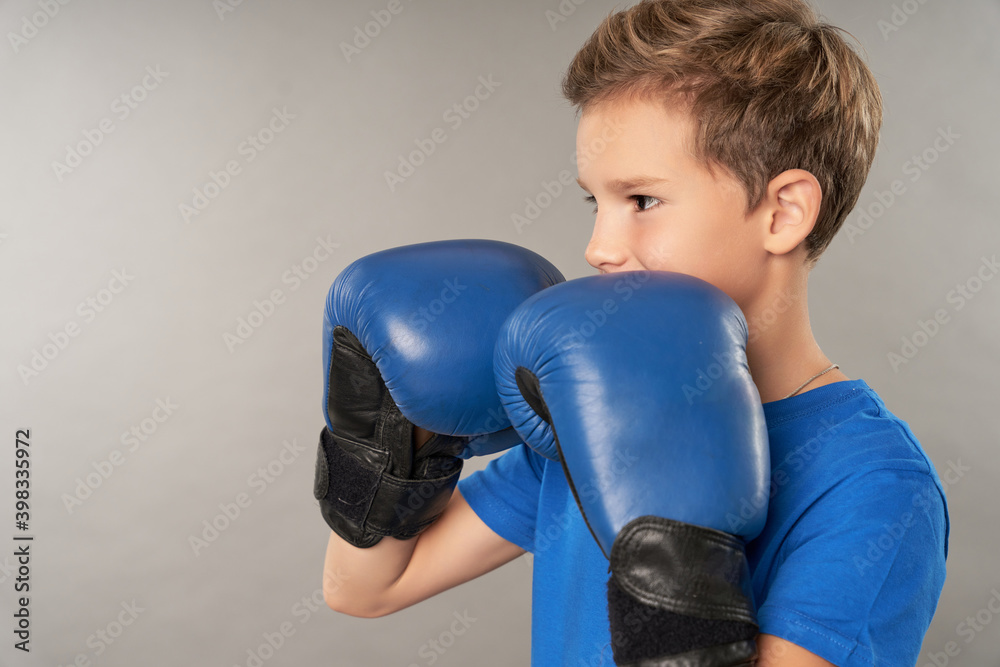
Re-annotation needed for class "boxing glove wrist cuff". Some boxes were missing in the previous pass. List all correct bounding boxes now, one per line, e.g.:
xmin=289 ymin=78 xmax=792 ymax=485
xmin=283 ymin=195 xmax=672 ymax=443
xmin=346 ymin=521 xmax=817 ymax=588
xmin=609 ymin=640 xmax=758 ymax=667
xmin=313 ymin=427 xmax=463 ymax=548
xmin=607 ymin=515 xmax=759 ymax=666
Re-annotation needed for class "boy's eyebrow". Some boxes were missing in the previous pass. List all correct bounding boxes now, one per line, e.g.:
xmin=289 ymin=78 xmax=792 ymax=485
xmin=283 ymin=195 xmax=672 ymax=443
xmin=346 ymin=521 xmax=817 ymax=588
xmin=575 ymin=175 xmax=670 ymax=193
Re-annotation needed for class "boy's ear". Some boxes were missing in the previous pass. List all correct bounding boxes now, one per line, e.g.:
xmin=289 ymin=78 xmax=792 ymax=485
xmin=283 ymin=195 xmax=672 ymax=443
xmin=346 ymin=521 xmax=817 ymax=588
xmin=760 ymin=169 xmax=822 ymax=256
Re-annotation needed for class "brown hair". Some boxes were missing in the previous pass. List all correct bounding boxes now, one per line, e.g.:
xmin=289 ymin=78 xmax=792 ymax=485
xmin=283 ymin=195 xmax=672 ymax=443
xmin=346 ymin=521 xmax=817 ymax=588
xmin=562 ymin=0 xmax=882 ymax=265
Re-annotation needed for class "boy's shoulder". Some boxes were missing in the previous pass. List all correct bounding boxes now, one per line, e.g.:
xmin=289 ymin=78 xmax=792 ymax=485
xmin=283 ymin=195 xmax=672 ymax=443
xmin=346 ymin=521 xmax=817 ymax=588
xmin=750 ymin=380 xmax=949 ymax=664
xmin=765 ymin=378 xmax=939 ymax=477
xmin=759 ymin=377 xmax=950 ymax=556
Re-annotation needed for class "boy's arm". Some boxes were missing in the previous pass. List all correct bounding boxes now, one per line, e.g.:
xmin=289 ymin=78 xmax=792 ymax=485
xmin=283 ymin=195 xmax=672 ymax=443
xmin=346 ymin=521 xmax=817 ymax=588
xmin=323 ymin=486 xmax=525 ymax=619
xmin=753 ymin=467 xmax=948 ymax=665
xmin=757 ymin=634 xmax=836 ymax=666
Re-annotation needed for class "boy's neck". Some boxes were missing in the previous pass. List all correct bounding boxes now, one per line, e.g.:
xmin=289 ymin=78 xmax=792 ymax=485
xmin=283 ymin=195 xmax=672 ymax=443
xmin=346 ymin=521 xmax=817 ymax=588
xmin=743 ymin=276 xmax=850 ymax=404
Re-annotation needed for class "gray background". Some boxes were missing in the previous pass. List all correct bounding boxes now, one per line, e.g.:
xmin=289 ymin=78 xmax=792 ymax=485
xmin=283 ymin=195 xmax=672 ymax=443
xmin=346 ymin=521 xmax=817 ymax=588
xmin=0 ymin=0 xmax=996 ymax=665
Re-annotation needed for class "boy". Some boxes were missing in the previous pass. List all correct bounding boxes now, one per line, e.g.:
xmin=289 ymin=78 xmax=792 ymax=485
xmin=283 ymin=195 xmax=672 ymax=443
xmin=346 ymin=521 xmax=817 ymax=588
xmin=319 ymin=1 xmax=949 ymax=665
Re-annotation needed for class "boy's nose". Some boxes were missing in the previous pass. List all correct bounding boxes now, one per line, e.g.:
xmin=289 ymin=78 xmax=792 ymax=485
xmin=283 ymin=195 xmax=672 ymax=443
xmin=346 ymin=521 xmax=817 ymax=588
xmin=585 ymin=218 xmax=628 ymax=273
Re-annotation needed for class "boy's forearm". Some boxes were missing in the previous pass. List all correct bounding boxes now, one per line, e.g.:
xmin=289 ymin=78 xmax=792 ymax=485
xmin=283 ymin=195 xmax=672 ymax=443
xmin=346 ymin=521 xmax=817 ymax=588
xmin=320 ymin=426 xmax=441 ymax=617
xmin=323 ymin=528 xmax=418 ymax=618
xmin=319 ymin=427 xmax=445 ymax=618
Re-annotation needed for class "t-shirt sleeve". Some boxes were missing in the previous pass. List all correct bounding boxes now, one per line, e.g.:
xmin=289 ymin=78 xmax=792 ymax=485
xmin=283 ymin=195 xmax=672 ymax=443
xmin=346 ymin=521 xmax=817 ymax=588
xmin=457 ymin=444 xmax=543 ymax=553
xmin=757 ymin=467 xmax=948 ymax=667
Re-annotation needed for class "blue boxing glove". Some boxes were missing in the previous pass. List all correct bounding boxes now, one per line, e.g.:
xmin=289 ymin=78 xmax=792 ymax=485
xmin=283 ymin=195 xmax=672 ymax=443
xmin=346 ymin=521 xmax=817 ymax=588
xmin=314 ymin=239 xmax=564 ymax=548
xmin=494 ymin=271 xmax=769 ymax=666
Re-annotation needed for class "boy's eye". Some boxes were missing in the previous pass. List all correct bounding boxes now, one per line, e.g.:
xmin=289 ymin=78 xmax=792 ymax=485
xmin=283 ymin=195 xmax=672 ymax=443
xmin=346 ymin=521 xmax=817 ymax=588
xmin=632 ymin=195 xmax=660 ymax=212
xmin=582 ymin=194 xmax=661 ymax=214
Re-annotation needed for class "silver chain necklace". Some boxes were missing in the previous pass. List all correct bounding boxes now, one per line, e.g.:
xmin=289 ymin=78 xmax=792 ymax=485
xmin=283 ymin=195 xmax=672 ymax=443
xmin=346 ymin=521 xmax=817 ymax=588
xmin=782 ymin=364 xmax=839 ymax=400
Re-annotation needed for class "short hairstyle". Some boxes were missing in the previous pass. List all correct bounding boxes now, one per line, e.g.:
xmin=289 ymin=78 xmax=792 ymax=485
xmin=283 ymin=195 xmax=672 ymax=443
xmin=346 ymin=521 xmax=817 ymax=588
xmin=561 ymin=0 xmax=882 ymax=265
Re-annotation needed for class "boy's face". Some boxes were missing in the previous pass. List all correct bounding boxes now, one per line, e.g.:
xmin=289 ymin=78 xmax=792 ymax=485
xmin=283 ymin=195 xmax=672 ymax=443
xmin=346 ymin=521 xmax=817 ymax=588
xmin=576 ymin=97 xmax=766 ymax=310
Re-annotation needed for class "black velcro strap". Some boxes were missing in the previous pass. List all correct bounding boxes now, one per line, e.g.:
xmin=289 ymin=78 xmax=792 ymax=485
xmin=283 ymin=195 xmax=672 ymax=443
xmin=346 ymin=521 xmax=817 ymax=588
xmin=314 ymin=427 xmax=462 ymax=548
xmin=315 ymin=427 xmax=386 ymax=547
xmin=610 ymin=515 xmax=757 ymax=624
xmin=365 ymin=458 xmax=463 ymax=540
xmin=607 ymin=576 xmax=758 ymax=666
xmin=606 ymin=516 xmax=759 ymax=665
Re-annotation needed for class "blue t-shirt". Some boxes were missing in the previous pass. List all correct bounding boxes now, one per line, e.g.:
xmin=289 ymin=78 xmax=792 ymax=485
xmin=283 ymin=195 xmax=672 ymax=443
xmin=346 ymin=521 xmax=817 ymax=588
xmin=458 ymin=379 xmax=950 ymax=666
